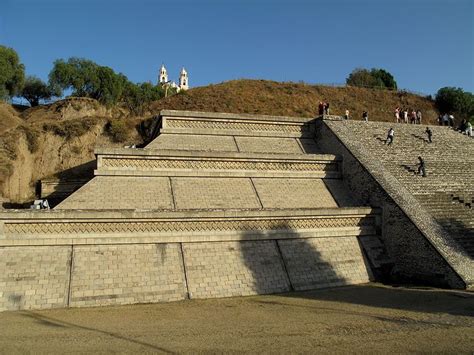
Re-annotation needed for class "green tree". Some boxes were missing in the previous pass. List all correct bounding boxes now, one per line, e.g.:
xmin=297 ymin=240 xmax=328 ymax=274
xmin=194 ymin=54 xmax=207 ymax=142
xmin=122 ymin=81 xmax=166 ymax=115
xmin=371 ymin=69 xmax=397 ymax=90
xmin=48 ymin=57 xmax=126 ymax=106
xmin=346 ymin=67 xmax=397 ymax=90
xmin=435 ymin=87 xmax=474 ymax=121
xmin=20 ymin=75 xmax=60 ymax=106
xmin=0 ymin=46 xmax=25 ymax=99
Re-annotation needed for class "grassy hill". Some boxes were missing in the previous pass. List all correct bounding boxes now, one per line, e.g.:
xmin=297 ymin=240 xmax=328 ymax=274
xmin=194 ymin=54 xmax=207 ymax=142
xmin=0 ymin=80 xmax=439 ymax=205
xmin=149 ymin=79 xmax=438 ymax=123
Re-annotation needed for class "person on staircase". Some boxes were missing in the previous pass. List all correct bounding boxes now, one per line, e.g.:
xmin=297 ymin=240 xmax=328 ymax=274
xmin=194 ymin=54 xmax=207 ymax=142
xmin=466 ymin=121 xmax=473 ymax=137
xmin=386 ymin=128 xmax=394 ymax=145
xmin=395 ymin=107 xmax=400 ymax=123
xmin=362 ymin=111 xmax=368 ymax=122
xmin=416 ymin=110 xmax=422 ymax=124
xmin=324 ymin=102 xmax=330 ymax=115
xmin=417 ymin=156 xmax=427 ymax=177
xmin=410 ymin=110 xmax=417 ymax=124
xmin=344 ymin=109 xmax=350 ymax=120
xmin=318 ymin=102 xmax=324 ymax=115
xmin=425 ymin=127 xmax=433 ymax=143
xmin=403 ymin=109 xmax=409 ymax=123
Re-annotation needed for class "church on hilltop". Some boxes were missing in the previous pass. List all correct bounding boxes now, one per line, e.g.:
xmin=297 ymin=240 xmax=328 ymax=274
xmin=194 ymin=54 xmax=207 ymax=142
xmin=158 ymin=65 xmax=189 ymax=92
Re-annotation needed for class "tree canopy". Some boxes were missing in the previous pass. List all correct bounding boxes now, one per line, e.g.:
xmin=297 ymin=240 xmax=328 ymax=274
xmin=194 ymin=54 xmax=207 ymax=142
xmin=346 ymin=68 xmax=397 ymax=90
xmin=20 ymin=76 xmax=60 ymax=107
xmin=122 ymin=81 xmax=168 ymax=115
xmin=48 ymin=57 xmax=170 ymax=111
xmin=48 ymin=58 xmax=127 ymax=106
xmin=435 ymin=87 xmax=474 ymax=122
xmin=0 ymin=45 xmax=25 ymax=99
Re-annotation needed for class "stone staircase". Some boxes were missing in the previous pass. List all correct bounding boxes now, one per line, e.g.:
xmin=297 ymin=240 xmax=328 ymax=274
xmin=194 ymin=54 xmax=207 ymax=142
xmin=323 ymin=119 xmax=474 ymax=258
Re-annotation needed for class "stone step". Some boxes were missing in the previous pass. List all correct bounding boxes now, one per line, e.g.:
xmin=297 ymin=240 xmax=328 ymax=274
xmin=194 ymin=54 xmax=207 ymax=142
xmin=94 ymin=148 xmax=342 ymax=179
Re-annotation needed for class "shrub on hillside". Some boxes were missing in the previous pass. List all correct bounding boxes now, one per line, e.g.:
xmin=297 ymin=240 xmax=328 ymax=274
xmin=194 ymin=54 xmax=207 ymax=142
xmin=122 ymin=82 xmax=166 ymax=115
xmin=18 ymin=126 xmax=40 ymax=153
xmin=346 ymin=68 xmax=397 ymax=90
xmin=106 ymin=119 xmax=129 ymax=142
xmin=43 ymin=117 xmax=97 ymax=139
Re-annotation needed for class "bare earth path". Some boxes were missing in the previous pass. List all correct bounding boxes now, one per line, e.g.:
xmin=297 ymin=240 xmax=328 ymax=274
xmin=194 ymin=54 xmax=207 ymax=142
xmin=1 ymin=284 xmax=473 ymax=354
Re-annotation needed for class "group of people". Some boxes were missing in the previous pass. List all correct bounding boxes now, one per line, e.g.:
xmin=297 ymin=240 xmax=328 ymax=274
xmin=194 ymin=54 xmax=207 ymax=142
xmin=437 ymin=114 xmax=472 ymax=136
xmin=394 ymin=107 xmax=422 ymax=124
xmin=438 ymin=113 xmax=455 ymax=127
xmin=318 ymin=102 xmax=330 ymax=115
xmin=317 ymin=102 xmax=472 ymax=139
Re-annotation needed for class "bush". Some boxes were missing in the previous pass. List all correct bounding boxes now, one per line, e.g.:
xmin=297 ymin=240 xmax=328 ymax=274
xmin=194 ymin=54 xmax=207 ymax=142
xmin=106 ymin=119 xmax=129 ymax=142
xmin=346 ymin=68 xmax=397 ymax=90
xmin=43 ymin=117 xmax=97 ymax=139
xmin=18 ymin=126 xmax=40 ymax=153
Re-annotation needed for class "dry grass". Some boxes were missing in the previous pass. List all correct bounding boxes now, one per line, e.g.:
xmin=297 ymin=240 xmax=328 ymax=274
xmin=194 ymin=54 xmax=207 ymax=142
xmin=150 ymin=80 xmax=438 ymax=124
xmin=0 ymin=102 xmax=23 ymax=135
xmin=106 ymin=119 xmax=132 ymax=143
xmin=42 ymin=117 xmax=98 ymax=139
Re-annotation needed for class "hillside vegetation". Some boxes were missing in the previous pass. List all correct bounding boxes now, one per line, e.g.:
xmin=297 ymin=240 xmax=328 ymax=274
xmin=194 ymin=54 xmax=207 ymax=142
xmin=150 ymin=80 xmax=439 ymax=123
xmin=0 ymin=80 xmax=439 ymax=205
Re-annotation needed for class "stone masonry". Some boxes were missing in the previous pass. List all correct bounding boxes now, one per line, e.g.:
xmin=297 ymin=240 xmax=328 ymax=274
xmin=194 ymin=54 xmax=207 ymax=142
xmin=3 ymin=109 xmax=469 ymax=311
xmin=317 ymin=117 xmax=472 ymax=288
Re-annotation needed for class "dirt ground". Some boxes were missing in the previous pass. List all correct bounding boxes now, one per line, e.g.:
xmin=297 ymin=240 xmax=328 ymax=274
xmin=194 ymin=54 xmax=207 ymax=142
xmin=0 ymin=283 xmax=473 ymax=354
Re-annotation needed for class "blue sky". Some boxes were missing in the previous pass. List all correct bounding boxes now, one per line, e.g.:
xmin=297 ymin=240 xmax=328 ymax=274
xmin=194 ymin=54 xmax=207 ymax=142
xmin=1 ymin=0 xmax=473 ymax=95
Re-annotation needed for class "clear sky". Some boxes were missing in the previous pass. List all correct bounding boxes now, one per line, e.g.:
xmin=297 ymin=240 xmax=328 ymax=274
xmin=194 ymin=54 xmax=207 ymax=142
xmin=1 ymin=0 xmax=473 ymax=95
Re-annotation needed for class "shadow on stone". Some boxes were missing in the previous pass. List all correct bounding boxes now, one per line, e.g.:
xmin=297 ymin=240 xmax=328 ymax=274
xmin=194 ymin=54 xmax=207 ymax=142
xmin=40 ymin=160 xmax=96 ymax=208
xmin=239 ymin=222 xmax=370 ymax=296
xmin=411 ymin=133 xmax=429 ymax=143
xmin=435 ymin=217 xmax=474 ymax=259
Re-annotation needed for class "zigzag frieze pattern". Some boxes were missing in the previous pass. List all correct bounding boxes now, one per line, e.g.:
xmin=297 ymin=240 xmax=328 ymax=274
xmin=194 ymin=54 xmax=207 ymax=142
xmin=5 ymin=217 xmax=373 ymax=235
xmin=101 ymin=158 xmax=337 ymax=172
xmin=167 ymin=119 xmax=308 ymax=133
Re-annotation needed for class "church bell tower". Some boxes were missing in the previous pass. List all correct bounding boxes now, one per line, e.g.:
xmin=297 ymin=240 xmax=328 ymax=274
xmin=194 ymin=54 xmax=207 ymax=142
xmin=179 ymin=67 xmax=189 ymax=91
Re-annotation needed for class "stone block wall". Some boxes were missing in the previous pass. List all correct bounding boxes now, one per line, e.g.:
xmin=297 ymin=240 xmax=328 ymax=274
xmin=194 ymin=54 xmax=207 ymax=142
xmin=183 ymin=241 xmax=290 ymax=298
xmin=0 ymin=246 xmax=71 ymax=311
xmin=279 ymin=237 xmax=370 ymax=291
xmin=69 ymin=244 xmax=187 ymax=307
xmin=57 ymin=176 xmax=174 ymax=210
xmin=0 ymin=231 xmax=376 ymax=311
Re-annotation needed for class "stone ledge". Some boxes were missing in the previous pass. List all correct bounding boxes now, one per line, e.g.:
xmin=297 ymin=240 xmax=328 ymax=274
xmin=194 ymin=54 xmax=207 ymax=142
xmin=0 ymin=207 xmax=379 ymax=220
xmin=160 ymin=110 xmax=316 ymax=123
xmin=0 ymin=226 xmax=377 ymax=246
xmin=94 ymin=148 xmax=339 ymax=161
xmin=93 ymin=170 xmax=341 ymax=179
xmin=158 ymin=128 xmax=312 ymax=138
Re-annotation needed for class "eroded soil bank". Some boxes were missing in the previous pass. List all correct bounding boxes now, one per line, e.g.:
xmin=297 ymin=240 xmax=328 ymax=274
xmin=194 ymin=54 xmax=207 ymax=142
xmin=0 ymin=284 xmax=473 ymax=354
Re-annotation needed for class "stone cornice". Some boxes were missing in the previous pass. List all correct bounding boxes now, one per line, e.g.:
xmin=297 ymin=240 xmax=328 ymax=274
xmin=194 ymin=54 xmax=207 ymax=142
xmin=160 ymin=110 xmax=316 ymax=123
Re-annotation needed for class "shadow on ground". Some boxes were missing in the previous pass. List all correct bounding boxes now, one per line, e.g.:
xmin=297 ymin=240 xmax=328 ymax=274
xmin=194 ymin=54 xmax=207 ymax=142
xmin=275 ymin=284 xmax=474 ymax=317
xmin=239 ymin=222 xmax=474 ymax=318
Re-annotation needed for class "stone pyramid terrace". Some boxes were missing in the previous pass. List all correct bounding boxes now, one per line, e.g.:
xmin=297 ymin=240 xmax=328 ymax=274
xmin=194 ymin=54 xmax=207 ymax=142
xmin=0 ymin=110 xmax=472 ymax=312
